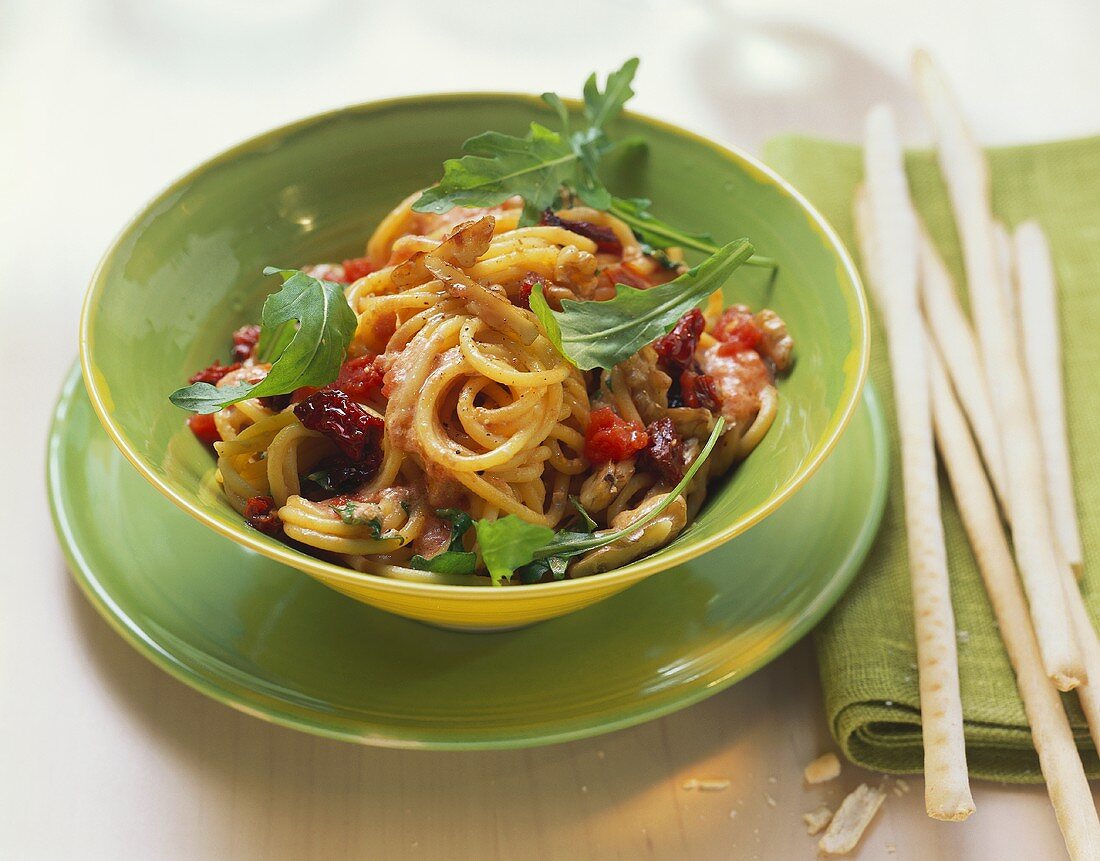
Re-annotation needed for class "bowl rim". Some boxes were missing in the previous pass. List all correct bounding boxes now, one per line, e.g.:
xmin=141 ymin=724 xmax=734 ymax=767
xmin=79 ymin=91 xmax=870 ymax=600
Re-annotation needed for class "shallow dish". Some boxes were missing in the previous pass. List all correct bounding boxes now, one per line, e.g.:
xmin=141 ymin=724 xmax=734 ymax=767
xmin=50 ymin=367 xmax=887 ymax=747
xmin=79 ymin=94 xmax=868 ymax=629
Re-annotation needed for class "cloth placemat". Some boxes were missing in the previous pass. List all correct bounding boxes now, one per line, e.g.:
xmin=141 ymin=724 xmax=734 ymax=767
xmin=763 ymin=134 xmax=1100 ymax=782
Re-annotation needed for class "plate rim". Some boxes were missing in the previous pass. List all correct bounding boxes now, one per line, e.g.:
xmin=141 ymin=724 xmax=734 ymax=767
xmin=77 ymin=90 xmax=871 ymax=601
xmin=47 ymin=364 xmax=889 ymax=750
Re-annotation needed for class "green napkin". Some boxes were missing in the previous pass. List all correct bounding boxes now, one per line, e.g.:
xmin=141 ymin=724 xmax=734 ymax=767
xmin=763 ymin=134 xmax=1100 ymax=783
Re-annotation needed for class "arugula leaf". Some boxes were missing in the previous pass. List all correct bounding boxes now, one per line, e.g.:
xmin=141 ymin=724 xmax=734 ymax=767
xmin=609 ymin=197 xmax=716 ymax=254
xmin=413 ymin=59 xmax=639 ymax=225
xmin=408 ymin=508 xmax=477 ymax=575
xmin=581 ymin=58 xmax=639 ymax=134
xmin=569 ymin=496 xmax=598 ymax=532
xmin=331 ymin=501 xmax=384 ymax=537
xmin=474 ymin=516 xmax=555 ymax=586
xmin=530 ymin=239 xmax=754 ymax=370
xmin=611 ymin=197 xmax=776 ymax=269
xmin=515 ymin=555 xmax=569 ymax=584
xmin=169 ymin=267 xmax=356 ymax=414
xmin=412 ymin=124 xmax=578 ymax=226
xmin=409 ymin=551 xmax=477 ymax=576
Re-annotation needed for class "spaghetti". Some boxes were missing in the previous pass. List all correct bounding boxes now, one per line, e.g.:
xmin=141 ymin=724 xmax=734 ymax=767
xmin=183 ymin=193 xmax=792 ymax=584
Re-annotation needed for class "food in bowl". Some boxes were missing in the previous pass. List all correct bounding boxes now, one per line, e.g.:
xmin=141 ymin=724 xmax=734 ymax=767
xmin=167 ymin=60 xmax=793 ymax=586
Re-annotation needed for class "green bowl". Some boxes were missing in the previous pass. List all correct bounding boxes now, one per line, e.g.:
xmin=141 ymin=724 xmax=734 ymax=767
xmin=79 ymin=94 xmax=869 ymax=630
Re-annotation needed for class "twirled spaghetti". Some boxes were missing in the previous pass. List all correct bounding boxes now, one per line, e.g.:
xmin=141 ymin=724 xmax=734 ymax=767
xmin=181 ymin=193 xmax=792 ymax=584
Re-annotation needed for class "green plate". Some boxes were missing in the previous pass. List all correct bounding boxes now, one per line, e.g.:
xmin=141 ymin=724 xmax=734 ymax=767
xmin=49 ymin=365 xmax=888 ymax=748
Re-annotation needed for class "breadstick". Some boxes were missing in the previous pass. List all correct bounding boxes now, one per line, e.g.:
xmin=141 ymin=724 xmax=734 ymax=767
xmin=913 ymin=49 xmax=1083 ymax=690
xmin=862 ymin=104 xmax=973 ymax=820
xmin=928 ymin=347 xmax=1100 ymax=860
xmin=1014 ymin=221 xmax=1084 ymax=574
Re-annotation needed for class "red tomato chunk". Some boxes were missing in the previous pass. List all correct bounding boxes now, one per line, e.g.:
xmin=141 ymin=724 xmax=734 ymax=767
xmin=334 ymin=355 xmax=385 ymax=401
xmin=231 ymin=324 xmax=261 ymax=362
xmin=713 ymin=305 xmax=763 ymax=353
xmin=243 ymin=495 xmax=282 ymax=535
xmin=342 ymin=256 xmax=374 ymax=282
xmin=187 ymin=412 xmax=221 ymax=446
xmin=584 ymin=407 xmax=648 ymax=463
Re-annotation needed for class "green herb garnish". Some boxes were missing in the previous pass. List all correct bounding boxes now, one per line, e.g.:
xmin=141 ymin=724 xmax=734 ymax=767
xmin=569 ymin=496 xmax=598 ymax=532
xmin=409 ymin=508 xmax=477 ymax=575
xmin=170 ymin=267 xmax=356 ymax=414
xmin=413 ymin=59 xmax=639 ymax=225
xmin=530 ymin=240 xmax=754 ymax=370
xmin=331 ymin=501 xmax=385 ymax=538
xmin=611 ymin=197 xmax=776 ymax=269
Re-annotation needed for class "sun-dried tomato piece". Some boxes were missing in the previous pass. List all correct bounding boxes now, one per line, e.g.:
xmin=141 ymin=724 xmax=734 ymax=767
xmin=584 ymin=407 xmax=648 ymax=463
xmin=679 ymin=370 xmax=720 ymax=411
xmin=231 ymin=324 xmax=262 ymax=362
xmin=654 ymin=308 xmax=706 ymax=376
xmin=541 ymin=209 xmax=623 ymax=255
xmin=713 ymin=305 xmax=763 ymax=353
xmin=334 ymin=355 xmax=384 ymax=401
xmin=187 ymin=412 xmax=221 ymax=446
xmin=513 ymin=272 xmax=543 ymax=311
xmin=342 ymin=256 xmax=374 ymax=282
xmin=258 ymin=393 xmax=292 ymax=412
xmin=639 ymin=417 xmax=685 ymax=484
xmin=294 ymin=388 xmax=385 ymax=468
xmin=243 ymin=495 xmax=282 ymax=535
xmin=188 ymin=360 xmax=240 ymax=385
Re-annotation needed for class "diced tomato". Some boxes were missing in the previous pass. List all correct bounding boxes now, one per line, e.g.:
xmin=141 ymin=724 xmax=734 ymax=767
xmin=334 ymin=354 xmax=384 ymax=401
xmin=342 ymin=256 xmax=374 ymax=282
xmin=231 ymin=324 xmax=261 ymax=362
xmin=188 ymin=360 xmax=240 ymax=385
xmin=713 ymin=305 xmax=763 ymax=353
xmin=584 ymin=407 xmax=648 ymax=463
xmin=187 ymin=412 xmax=221 ymax=446
xmin=243 ymin=495 xmax=282 ymax=535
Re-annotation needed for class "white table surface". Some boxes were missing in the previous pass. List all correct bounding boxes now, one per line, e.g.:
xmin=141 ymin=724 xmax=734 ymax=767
xmin=5 ymin=1 xmax=1100 ymax=858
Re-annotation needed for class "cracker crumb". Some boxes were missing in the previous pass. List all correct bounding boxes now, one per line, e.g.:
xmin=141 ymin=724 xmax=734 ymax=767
xmin=682 ymin=777 xmax=730 ymax=791
xmin=767 ymin=775 xmax=778 ymax=785
xmin=729 ymin=809 xmax=738 ymax=819
xmin=596 ymin=750 xmax=605 ymax=760
xmin=803 ymin=752 xmax=842 ymax=785
xmin=818 ymin=784 xmax=887 ymax=856
xmin=581 ymin=785 xmax=588 ymax=793
xmin=764 ymin=792 xmax=777 ymax=807
xmin=886 ymin=843 xmax=896 ymax=854
xmin=803 ymin=805 xmax=833 ymax=836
